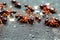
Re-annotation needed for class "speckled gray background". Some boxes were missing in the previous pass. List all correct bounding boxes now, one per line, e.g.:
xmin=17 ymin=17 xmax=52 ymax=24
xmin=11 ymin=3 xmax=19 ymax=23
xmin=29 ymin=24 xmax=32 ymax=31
xmin=0 ymin=0 xmax=60 ymax=40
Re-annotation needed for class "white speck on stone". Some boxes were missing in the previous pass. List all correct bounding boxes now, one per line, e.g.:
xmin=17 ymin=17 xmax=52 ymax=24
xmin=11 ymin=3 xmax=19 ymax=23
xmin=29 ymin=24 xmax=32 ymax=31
xmin=54 ymin=37 xmax=60 ymax=40
xmin=40 ymin=12 xmax=43 ymax=16
xmin=29 ymin=34 xmax=32 ymax=36
xmin=58 ymin=14 xmax=60 ymax=16
xmin=14 ymin=25 xmax=16 ymax=28
xmin=9 ymin=5 xmax=13 ymax=8
xmin=34 ymin=6 xmax=39 ymax=9
xmin=9 ymin=18 xmax=15 ymax=22
xmin=50 ymin=7 xmax=54 ymax=10
xmin=45 ymin=3 xmax=50 ymax=6
xmin=32 ymin=35 xmax=34 ymax=37
xmin=29 ymin=34 xmax=35 ymax=37
xmin=18 ymin=3 xmax=21 ymax=5
xmin=34 ymin=10 xmax=40 ymax=13
xmin=13 ymin=0 xmax=16 ymax=1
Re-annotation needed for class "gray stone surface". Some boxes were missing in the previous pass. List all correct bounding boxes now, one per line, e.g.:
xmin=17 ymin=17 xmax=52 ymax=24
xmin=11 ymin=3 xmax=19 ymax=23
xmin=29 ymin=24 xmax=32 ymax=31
xmin=0 ymin=0 xmax=60 ymax=40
